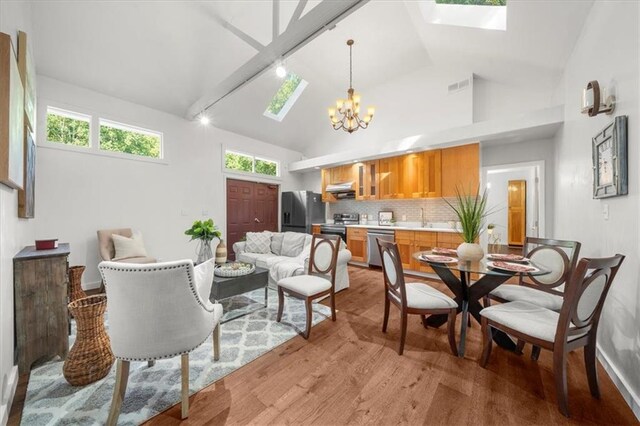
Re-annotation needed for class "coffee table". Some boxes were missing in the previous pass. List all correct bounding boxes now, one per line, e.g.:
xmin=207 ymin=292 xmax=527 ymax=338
xmin=209 ymin=266 xmax=269 ymax=323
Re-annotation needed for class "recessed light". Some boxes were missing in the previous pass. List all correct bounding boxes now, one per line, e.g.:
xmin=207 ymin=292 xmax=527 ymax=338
xmin=314 ymin=166 xmax=320 ymax=170
xmin=352 ymin=160 xmax=359 ymax=163
xmin=406 ymin=150 xmax=413 ymax=153
xmin=199 ymin=115 xmax=210 ymax=125
xmin=276 ymin=64 xmax=287 ymax=78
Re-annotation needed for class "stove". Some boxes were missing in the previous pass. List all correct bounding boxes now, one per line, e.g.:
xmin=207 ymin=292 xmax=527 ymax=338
xmin=320 ymin=213 xmax=360 ymax=240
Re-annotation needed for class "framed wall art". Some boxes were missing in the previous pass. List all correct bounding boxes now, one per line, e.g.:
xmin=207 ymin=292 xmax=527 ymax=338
xmin=592 ymin=115 xmax=628 ymax=199
xmin=18 ymin=31 xmax=36 ymax=132
xmin=18 ymin=127 xmax=35 ymax=218
xmin=0 ymin=32 xmax=25 ymax=190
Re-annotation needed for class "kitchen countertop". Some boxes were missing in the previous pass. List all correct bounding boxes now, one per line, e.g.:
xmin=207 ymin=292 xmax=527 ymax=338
xmin=345 ymin=224 xmax=461 ymax=233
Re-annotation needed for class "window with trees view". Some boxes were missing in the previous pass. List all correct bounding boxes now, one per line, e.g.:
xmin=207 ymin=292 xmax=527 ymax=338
xmin=225 ymin=150 xmax=279 ymax=177
xmin=264 ymin=73 xmax=308 ymax=122
xmin=99 ymin=119 xmax=162 ymax=159
xmin=46 ymin=107 xmax=91 ymax=147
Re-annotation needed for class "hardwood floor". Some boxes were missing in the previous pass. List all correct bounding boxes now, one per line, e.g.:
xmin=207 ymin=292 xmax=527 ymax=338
xmin=146 ymin=266 xmax=637 ymax=425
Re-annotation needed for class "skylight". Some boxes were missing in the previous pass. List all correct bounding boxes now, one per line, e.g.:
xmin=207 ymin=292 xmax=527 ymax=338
xmin=421 ymin=0 xmax=507 ymax=31
xmin=264 ymin=73 xmax=308 ymax=122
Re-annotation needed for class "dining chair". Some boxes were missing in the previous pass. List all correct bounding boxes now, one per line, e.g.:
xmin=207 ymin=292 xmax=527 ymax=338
xmin=99 ymin=259 xmax=223 ymax=425
xmin=377 ymin=239 xmax=458 ymax=356
xmin=488 ymin=237 xmax=582 ymax=312
xmin=276 ymin=234 xmax=340 ymax=339
xmin=479 ymin=254 xmax=625 ymax=417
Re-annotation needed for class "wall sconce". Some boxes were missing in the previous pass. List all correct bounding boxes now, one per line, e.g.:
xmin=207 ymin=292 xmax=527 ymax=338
xmin=581 ymin=80 xmax=615 ymax=117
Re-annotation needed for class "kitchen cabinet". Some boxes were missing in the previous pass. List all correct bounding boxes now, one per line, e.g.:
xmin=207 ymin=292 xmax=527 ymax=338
xmin=401 ymin=153 xmax=424 ymax=199
xmin=379 ymin=156 xmax=403 ymax=199
xmin=441 ymin=143 xmax=479 ymax=197
xmin=394 ymin=230 xmax=415 ymax=270
xmin=411 ymin=232 xmax=437 ymax=273
xmin=355 ymin=160 xmax=379 ymax=200
xmin=330 ymin=165 xmax=354 ymax=184
xmin=321 ymin=169 xmax=336 ymax=203
xmin=422 ymin=150 xmax=442 ymax=198
xmin=347 ymin=227 xmax=368 ymax=263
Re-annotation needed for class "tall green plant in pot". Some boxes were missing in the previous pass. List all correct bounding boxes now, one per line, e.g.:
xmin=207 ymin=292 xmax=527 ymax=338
xmin=185 ymin=219 xmax=222 ymax=264
xmin=444 ymin=187 xmax=492 ymax=261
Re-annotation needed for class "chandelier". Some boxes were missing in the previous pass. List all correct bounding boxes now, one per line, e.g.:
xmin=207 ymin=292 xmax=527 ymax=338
xmin=328 ymin=39 xmax=375 ymax=133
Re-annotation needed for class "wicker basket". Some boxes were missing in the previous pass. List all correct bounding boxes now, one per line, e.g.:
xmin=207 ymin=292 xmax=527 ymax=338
xmin=68 ymin=265 xmax=87 ymax=303
xmin=63 ymin=295 xmax=114 ymax=386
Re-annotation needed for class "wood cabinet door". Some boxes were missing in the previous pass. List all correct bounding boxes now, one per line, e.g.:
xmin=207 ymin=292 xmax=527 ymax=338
xmin=347 ymin=228 xmax=368 ymax=262
xmin=321 ymin=168 xmax=336 ymax=203
xmin=379 ymin=157 xmax=402 ymax=199
xmin=508 ymin=180 xmax=526 ymax=246
xmin=364 ymin=160 xmax=379 ymax=200
xmin=401 ymin=153 xmax=424 ymax=199
xmin=441 ymin=143 xmax=479 ymax=197
xmin=394 ymin=230 xmax=414 ymax=270
xmin=423 ymin=150 xmax=442 ymax=198
xmin=411 ymin=232 xmax=437 ymax=272
xmin=355 ymin=163 xmax=367 ymax=200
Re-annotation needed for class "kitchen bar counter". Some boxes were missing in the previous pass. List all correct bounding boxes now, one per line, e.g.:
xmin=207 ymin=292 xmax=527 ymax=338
xmin=345 ymin=224 xmax=460 ymax=233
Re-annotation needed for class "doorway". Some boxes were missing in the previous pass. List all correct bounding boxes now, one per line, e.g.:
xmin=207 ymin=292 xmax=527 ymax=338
xmin=226 ymin=179 xmax=279 ymax=260
xmin=481 ymin=161 xmax=545 ymax=251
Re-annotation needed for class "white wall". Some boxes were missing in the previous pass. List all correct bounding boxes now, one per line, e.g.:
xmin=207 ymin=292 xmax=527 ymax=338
xmin=552 ymin=0 xmax=640 ymax=417
xmin=473 ymin=77 xmax=553 ymax=123
xmin=35 ymin=77 xmax=305 ymax=289
xmin=482 ymin=138 xmax=555 ymax=237
xmin=302 ymin=65 xmax=474 ymax=159
xmin=0 ymin=2 xmax=35 ymax=423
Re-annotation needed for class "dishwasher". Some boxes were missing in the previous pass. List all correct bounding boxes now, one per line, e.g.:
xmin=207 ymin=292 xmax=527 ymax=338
xmin=367 ymin=229 xmax=395 ymax=267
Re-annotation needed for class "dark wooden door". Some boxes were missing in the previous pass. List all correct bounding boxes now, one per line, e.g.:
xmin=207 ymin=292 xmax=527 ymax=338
xmin=226 ymin=179 xmax=279 ymax=260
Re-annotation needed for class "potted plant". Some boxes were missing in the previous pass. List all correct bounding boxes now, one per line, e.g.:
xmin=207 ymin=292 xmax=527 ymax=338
xmin=444 ymin=187 xmax=493 ymax=261
xmin=185 ymin=219 xmax=222 ymax=264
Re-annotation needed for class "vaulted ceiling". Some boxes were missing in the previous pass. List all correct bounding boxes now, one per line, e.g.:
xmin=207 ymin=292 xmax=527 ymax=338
xmin=30 ymin=1 xmax=594 ymax=154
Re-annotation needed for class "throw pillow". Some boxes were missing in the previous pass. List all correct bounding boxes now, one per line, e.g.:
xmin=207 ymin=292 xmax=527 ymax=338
xmin=112 ymin=231 xmax=148 ymax=260
xmin=280 ymin=232 xmax=307 ymax=257
xmin=271 ymin=233 xmax=285 ymax=256
xmin=245 ymin=232 xmax=272 ymax=254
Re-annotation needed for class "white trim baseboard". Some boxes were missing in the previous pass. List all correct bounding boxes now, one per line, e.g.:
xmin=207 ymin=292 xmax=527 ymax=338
xmin=0 ymin=365 xmax=19 ymax=426
xmin=597 ymin=344 xmax=640 ymax=421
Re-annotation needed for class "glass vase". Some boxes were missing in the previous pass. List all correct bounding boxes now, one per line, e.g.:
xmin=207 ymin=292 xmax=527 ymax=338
xmin=196 ymin=239 xmax=214 ymax=265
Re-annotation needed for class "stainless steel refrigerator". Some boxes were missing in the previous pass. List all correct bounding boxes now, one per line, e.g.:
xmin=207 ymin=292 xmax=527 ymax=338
xmin=281 ymin=191 xmax=325 ymax=234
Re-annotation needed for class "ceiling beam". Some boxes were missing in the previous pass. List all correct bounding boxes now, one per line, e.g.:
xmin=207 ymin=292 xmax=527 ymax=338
xmin=186 ymin=0 xmax=368 ymax=120
xmin=287 ymin=0 xmax=308 ymax=31
xmin=272 ymin=0 xmax=280 ymax=41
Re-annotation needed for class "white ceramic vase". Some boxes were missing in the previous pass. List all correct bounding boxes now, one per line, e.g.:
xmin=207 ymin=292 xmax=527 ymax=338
xmin=457 ymin=242 xmax=484 ymax=262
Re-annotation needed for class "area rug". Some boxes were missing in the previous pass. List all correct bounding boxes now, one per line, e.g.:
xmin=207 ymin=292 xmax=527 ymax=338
xmin=21 ymin=289 xmax=331 ymax=425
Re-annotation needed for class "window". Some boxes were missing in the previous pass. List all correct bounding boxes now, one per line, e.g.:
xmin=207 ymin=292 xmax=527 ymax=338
xmin=46 ymin=107 xmax=91 ymax=147
xmin=99 ymin=119 xmax=162 ymax=159
xmin=225 ymin=150 xmax=279 ymax=177
xmin=436 ymin=0 xmax=506 ymax=5
xmin=263 ymin=73 xmax=308 ymax=122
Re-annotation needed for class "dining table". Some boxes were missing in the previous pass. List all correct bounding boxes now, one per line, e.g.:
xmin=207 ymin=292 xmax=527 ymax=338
xmin=413 ymin=250 xmax=550 ymax=357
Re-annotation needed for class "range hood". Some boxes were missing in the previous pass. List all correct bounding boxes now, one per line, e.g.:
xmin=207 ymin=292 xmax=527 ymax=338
xmin=326 ymin=181 xmax=355 ymax=194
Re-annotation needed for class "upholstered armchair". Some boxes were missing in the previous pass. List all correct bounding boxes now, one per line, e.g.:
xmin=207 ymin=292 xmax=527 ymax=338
xmin=98 ymin=259 xmax=223 ymax=425
xmin=97 ymin=228 xmax=156 ymax=263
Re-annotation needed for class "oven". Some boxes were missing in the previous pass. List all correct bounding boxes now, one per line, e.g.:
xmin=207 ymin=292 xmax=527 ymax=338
xmin=320 ymin=213 xmax=360 ymax=242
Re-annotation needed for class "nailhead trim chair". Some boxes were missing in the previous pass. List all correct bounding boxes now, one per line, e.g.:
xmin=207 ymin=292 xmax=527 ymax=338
xmin=99 ymin=259 xmax=223 ymax=425
xmin=276 ymin=234 xmax=340 ymax=339
xmin=377 ymin=239 xmax=458 ymax=356
xmin=480 ymin=254 xmax=625 ymax=417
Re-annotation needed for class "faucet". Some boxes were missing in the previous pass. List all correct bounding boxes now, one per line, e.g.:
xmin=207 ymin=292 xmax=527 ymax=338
xmin=420 ymin=207 xmax=426 ymax=228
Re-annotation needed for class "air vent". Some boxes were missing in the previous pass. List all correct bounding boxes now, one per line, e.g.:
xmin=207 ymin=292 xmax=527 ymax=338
xmin=448 ymin=77 xmax=471 ymax=94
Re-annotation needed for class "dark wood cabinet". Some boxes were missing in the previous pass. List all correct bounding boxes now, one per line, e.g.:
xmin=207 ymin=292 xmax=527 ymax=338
xmin=14 ymin=244 xmax=70 ymax=373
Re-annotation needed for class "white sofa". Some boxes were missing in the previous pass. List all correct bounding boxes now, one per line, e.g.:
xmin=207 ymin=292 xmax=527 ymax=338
xmin=233 ymin=231 xmax=352 ymax=292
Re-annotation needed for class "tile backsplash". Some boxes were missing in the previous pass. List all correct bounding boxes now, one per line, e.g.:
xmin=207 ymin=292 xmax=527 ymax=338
xmin=327 ymin=198 xmax=460 ymax=222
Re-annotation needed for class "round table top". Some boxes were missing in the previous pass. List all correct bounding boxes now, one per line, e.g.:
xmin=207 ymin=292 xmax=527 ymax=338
xmin=412 ymin=251 xmax=550 ymax=277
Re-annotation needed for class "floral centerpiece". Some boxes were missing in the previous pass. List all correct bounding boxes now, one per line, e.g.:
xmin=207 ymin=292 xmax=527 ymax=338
xmin=185 ymin=219 xmax=221 ymax=264
xmin=444 ymin=187 xmax=494 ymax=261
